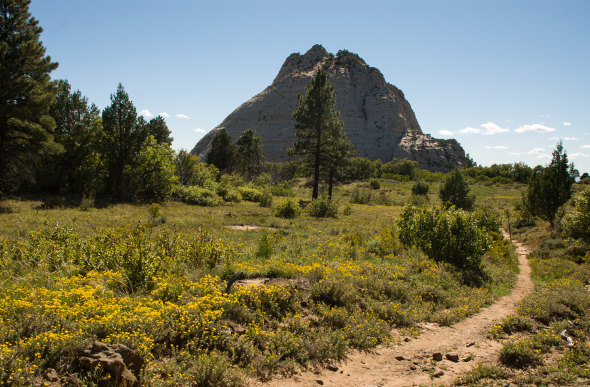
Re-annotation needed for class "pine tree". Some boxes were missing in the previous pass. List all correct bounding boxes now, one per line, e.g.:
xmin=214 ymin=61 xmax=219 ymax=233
xmin=288 ymin=70 xmax=345 ymax=199
xmin=101 ymin=83 xmax=147 ymax=200
xmin=146 ymin=115 xmax=172 ymax=145
xmin=439 ymin=168 xmax=474 ymax=211
xmin=205 ymin=128 xmax=241 ymax=174
xmin=236 ymin=128 xmax=265 ymax=178
xmin=323 ymin=123 xmax=353 ymax=199
xmin=0 ymin=0 xmax=59 ymax=196
xmin=524 ymin=142 xmax=575 ymax=227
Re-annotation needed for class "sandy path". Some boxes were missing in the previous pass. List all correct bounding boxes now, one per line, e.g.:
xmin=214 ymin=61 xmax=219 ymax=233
xmin=255 ymin=232 xmax=533 ymax=387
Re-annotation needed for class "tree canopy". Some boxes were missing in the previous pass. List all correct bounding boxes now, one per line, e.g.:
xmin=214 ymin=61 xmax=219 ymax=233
xmin=439 ymin=168 xmax=474 ymax=211
xmin=288 ymin=70 xmax=350 ymax=199
xmin=0 ymin=0 xmax=59 ymax=196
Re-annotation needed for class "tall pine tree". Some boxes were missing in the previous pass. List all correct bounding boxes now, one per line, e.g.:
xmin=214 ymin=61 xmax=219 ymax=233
xmin=0 ymin=0 xmax=59 ymax=196
xmin=101 ymin=83 xmax=147 ymax=200
xmin=236 ymin=128 xmax=265 ymax=178
xmin=288 ymin=70 xmax=346 ymax=200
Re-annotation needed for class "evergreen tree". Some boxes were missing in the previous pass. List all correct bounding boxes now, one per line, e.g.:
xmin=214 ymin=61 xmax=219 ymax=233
xmin=38 ymin=80 xmax=102 ymax=193
xmin=100 ymin=83 xmax=147 ymax=200
xmin=323 ymin=123 xmax=354 ymax=199
xmin=288 ymin=70 xmax=345 ymax=199
xmin=236 ymin=128 xmax=265 ymax=178
xmin=146 ymin=115 xmax=172 ymax=145
xmin=0 ymin=0 xmax=60 ymax=196
xmin=205 ymin=128 xmax=241 ymax=174
xmin=524 ymin=142 xmax=575 ymax=227
xmin=439 ymin=168 xmax=474 ymax=211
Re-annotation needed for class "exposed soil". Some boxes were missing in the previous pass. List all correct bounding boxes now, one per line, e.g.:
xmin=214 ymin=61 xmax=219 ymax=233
xmin=226 ymin=225 xmax=274 ymax=231
xmin=255 ymin=232 xmax=533 ymax=387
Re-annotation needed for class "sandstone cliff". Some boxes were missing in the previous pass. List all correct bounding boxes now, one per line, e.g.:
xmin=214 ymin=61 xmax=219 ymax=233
xmin=192 ymin=44 xmax=467 ymax=171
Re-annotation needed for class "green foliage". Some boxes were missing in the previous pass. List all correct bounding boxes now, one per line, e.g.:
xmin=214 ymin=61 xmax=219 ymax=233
xmin=308 ymin=196 xmax=338 ymax=218
xmin=562 ymin=187 xmax=590 ymax=246
xmin=397 ymin=204 xmax=489 ymax=283
xmin=174 ymin=185 xmax=222 ymax=206
xmin=411 ymin=181 xmax=429 ymax=196
xmin=145 ymin=115 xmax=172 ymax=145
xmin=288 ymin=70 xmax=351 ymax=199
xmin=236 ymin=128 xmax=265 ymax=178
xmin=256 ymin=232 xmax=273 ymax=258
xmin=274 ymin=200 xmax=302 ymax=218
xmin=127 ymin=136 xmax=178 ymax=202
xmin=259 ymin=190 xmax=273 ymax=207
xmin=217 ymin=185 xmax=242 ymax=203
xmin=368 ymin=179 xmax=380 ymax=190
xmin=473 ymin=206 xmax=502 ymax=234
xmin=206 ymin=129 xmax=241 ymax=174
xmin=341 ymin=157 xmax=378 ymax=181
xmin=175 ymin=150 xmax=218 ymax=188
xmin=238 ymin=186 xmax=263 ymax=202
xmin=499 ymin=340 xmax=541 ymax=368
xmin=350 ymin=187 xmax=372 ymax=204
xmin=0 ymin=0 xmax=60 ymax=195
xmin=523 ymin=142 xmax=575 ymax=227
xmin=100 ymin=83 xmax=148 ymax=200
xmin=439 ymin=168 xmax=475 ymax=210
xmin=381 ymin=159 xmax=418 ymax=179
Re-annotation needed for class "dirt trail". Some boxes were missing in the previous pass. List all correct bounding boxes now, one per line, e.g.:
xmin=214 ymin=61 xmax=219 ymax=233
xmin=256 ymin=232 xmax=534 ymax=387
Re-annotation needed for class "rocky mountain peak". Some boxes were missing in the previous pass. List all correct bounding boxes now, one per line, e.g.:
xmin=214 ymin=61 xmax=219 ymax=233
xmin=192 ymin=45 xmax=467 ymax=172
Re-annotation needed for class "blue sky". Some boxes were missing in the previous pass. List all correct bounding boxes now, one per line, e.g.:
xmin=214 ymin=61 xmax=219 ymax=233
xmin=30 ymin=0 xmax=590 ymax=173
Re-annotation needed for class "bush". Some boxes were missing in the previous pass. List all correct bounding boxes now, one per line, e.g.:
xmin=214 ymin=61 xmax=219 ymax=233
xmin=309 ymin=197 xmax=338 ymax=218
xmin=174 ymin=185 xmax=222 ymax=206
xmin=369 ymin=179 xmax=380 ymax=190
xmin=350 ymin=187 xmax=372 ymax=204
xmin=259 ymin=190 xmax=273 ymax=207
xmin=256 ymin=233 xmax=273 ymax=258
xmin=274 ymin=200 xmax=302 ymax=218
xmin=342 ymin=204 xmax=352 ymax=215
xmin=397 ymin=204 xmax=489 ymax=284
xmin=562 ymin=187 xmax=590 ymax=246
xmin=411 ymin=181 xmax=429 ymax=196
xmin=500 ymin=340 xmax=541 ymax=368
xmin=238 ymin=186 xmax=263 ymax=202
xmin=217 ymin=185 xmax=242 ymax=202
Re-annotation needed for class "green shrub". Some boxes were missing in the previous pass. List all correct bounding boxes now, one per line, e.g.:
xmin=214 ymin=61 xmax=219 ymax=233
xmin=309 ymin=197 xmax=338 ymax=218
xmin=256 ymin=233 xmax=273 ymax=258
xmin=474 ymin=206 xmax=502 ymax=234
xmin=439 ymin=168 xmax=475 ymax=211
xmin=259 ymin=190 xmax=273 ymax=207
xmin=562 ymin=187 xmax=590 ymax=246
xmin=350 ymin=187 xmax=372 ymax=204
xmin=274 ymin=200 xmax=302 ymax=218
xmin=500 ymin=340 xmax=541 ymax=368
xmin=238 ymin=186 xmax=263 ymax=202
xmin=397 ymin=204 xmax=489 ymax=284
xmin=411 ymin=181 xmax=429 ymax=196
xmin=217 ymin=185 xmax=242 ymax=202
xmin=269 ymin=182 xmax=295 ymax=197
xmin=369 ymin=179 xmax=380 ymax=190
xmin=174 ymin=185 xmax=222 ymax=206
xmin=342 ymin=204 xmax=352 ymax=215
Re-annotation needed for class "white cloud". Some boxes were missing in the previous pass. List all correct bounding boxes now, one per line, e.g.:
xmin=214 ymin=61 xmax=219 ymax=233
xmin=528 ymin=148 xmax=546 ymax=155
xmin=515 ymin=123 xmax=556 ymax=133
xmin=193 ymin=128 xmax=206 ymax=133
xmin=550 ymin=136 xmax=578 ymax=142
xmin=581 ymin=145 xmax=590 ymax=149
xmin=563 ymin=121 xmax=571 ymax=126
xmin=459 ymin=127 xmax=481 ymax=134
xmin=570 ymin=152 xmax=589 ymax=159
xmin=438 ymin=130 xmax=454 ymax=136
xmin=139 ymin=109 xmax=154 ymax=118
xmin=480 ymin=122 xmax=509 ymax=135
xmin=484 ymin=146 xmax=492 ymax=149
xmin=159 ymin=112 xmax=169 ymax=118
xmin=537 ymin=154 xmax=551 ymax=159
xmin=494 ymin=145 xmax=508 ymax=150
xmin=176 ymin=113 xmax=191 ymax=119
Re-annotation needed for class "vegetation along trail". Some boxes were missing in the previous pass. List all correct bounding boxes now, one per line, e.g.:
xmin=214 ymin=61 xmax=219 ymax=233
xmin=259 ymin=231 xmax=534 ymax=387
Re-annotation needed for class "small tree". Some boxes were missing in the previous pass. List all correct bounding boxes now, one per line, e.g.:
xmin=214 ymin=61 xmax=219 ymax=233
xmin=236 ymin=128 xmax=265 ymax=178
xmin=523 ymin=142 xmax=575 ymax=227
xmin=146 ymin=115 xmax=172 ymax=145
xmin=439 ymin=168 xmax=474 ymax=211
xmin=205 ymin=129 xmax=241 ymax=174
xmin=288 ymin=70 xmax=345 ymax=200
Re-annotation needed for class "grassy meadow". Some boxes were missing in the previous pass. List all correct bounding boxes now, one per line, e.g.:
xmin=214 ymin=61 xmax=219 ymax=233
xmin=0 ymin=178 xmax=578 ymax=386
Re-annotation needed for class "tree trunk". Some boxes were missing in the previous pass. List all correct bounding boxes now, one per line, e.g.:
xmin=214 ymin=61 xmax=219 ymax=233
xmin=312 ymin=127 xmax=321 ymax=200
xmin=328 ymin=166 xmax=334 ymax=200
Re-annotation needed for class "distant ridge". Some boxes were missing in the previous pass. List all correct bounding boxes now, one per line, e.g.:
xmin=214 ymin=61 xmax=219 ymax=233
xmin=192 ymin=45 xmax=467 ymax=172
